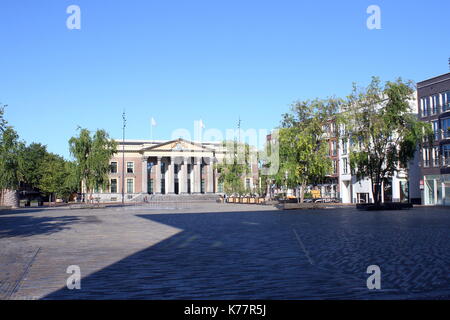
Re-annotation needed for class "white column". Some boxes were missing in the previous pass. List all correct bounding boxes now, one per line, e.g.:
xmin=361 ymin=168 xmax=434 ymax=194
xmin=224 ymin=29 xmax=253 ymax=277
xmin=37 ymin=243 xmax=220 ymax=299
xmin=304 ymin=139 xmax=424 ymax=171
xmin=141 ymin=157 xmax=148 ymax=194
xmin=168 ymin=157 xmax=175 ymax=194
xmin=193 ymin=157 xmax=201 ymax=193
xmin=155 ymin=157 xmax=161 ymax=194
xmin=206 ymin=158 xmax=214 ymax=193
xmin=189 ymin=159 xmax=193 ymax=194
xmin=180 ymin=157 xmax=188 ymax=194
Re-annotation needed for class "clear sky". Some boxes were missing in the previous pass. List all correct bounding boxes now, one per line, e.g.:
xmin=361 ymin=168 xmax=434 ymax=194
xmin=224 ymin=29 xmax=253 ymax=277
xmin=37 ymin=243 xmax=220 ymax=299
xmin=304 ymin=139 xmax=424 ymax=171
xmin=1 ymin=0 xmax=449 ymax=158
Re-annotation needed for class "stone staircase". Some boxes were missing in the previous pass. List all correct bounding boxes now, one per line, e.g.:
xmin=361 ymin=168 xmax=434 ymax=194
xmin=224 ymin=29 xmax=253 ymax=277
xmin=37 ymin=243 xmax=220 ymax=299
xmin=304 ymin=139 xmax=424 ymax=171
xmin=132 ymin=193 xmax=221 ymax=203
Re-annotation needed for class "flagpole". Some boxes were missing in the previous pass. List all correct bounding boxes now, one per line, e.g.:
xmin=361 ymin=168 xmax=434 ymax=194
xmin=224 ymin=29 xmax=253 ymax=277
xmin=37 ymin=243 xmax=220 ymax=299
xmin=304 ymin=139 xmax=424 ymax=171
xmin=122 ymin=111 xmax=126 ymax=206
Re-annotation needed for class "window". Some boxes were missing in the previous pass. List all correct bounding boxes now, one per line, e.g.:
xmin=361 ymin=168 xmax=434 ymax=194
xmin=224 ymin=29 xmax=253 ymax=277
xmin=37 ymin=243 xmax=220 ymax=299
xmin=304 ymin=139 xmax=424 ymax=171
xmin=421 ymin=97 xmax=429 ymax=117
xmin=423 ymin=148 xmax=430 ymax=167
xmin=443 ymin=145 xmax=450 ymax=166
xmin=330 ymin=123 xmax=336 ymax=136
xmin=432 ymin=120 xmax=439 ymax=140
xmin=331 ymin=141 xmax=337 ymax=156
xmin=342 ymin=139 xmax=348 ymax=155
xmin=110 ymin=162 xmax=117 ymax=173
xmin=443 ymin=91 xmax=450 ymax=112
xmin=218 ymin=182 xmax=224 ymax=193
xmin=127 ymin=162 xmax=134 ymax=173
xmin=246 ymin=178 xmax=251 ymax=190
xmin=433 ymin=147 xmax=440 ymax=167
xmin=343 ymin=158 xmax=349 ymax=175
xmin=127 ymin=178 xmax=134 ymax=193
xmin=332 ymin=160 xmax=338 ymax=174
xmin=431 ymin=94 xmax=440 ymax=114
xmin=110 ymin=179 xmax=117 ymax=193
xmin=357 ymin=193 xmax=370 ymax=204
xmin=349 ymin=137 xmax=355 ymax=149
xmin=442 ymin=118 xmax=450 ymax=139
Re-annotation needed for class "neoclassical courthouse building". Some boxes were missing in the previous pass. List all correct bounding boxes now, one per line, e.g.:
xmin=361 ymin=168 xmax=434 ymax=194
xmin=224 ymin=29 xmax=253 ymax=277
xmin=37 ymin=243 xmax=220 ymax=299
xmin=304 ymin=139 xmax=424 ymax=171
xmin=91 ymin=138 xmax=259 ymax=202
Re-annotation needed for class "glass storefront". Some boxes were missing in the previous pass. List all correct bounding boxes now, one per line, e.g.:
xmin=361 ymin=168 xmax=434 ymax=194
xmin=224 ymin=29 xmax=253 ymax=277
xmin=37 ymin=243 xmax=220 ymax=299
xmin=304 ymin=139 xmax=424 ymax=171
xmin=424 ymin=175 xmax=450 ymax=206
xmin=424 ymin=177 xmax=436 ymax=205
xmin=399 ymin=181 xmax=409 ymax=203
xmin=445 ymin=184 xmax=450 ymax=206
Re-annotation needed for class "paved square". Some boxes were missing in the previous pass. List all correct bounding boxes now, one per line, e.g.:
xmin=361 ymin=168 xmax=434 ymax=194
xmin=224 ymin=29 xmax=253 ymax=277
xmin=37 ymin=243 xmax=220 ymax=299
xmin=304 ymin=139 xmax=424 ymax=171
xmin=1 ymin=203 xmax=449 ymax=299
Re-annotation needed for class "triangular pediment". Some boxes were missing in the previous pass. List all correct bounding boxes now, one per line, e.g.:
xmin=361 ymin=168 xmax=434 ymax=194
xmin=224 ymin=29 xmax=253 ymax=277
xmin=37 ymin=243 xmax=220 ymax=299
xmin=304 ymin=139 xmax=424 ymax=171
xmin=142 ymin=138 xmax=214 ymax=152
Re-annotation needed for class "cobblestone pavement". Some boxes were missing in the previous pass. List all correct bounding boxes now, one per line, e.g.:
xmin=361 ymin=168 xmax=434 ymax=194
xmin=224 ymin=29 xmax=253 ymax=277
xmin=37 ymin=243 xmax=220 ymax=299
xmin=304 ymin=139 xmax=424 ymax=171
xmin=0 ymin=204 xmax=449 ymax=300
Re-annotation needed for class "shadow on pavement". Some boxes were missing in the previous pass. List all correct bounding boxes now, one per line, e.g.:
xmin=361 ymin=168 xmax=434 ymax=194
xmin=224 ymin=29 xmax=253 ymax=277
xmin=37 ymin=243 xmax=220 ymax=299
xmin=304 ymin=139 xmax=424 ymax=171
xmin=42 ymin=210 xmax=418 ymax=300
xmin=0 ymin=215 xmax=82 ymax=238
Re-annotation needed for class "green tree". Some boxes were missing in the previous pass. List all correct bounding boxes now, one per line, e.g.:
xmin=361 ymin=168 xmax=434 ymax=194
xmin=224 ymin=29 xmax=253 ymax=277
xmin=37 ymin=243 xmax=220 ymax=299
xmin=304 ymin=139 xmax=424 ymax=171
xmin=217 ymin=140 xmax=252 ymax=196
xmin=0 ymin=127 xmax=24 ymax=206
xmin=0 ymin=103 xmax=7 ymax=132
xmin=275 ymin=98 xmax=341 ymax=202
xmin=62 ymin=161 xmax=81 ymax=200
xmin=39 ymin=153 xmax=66 ymax=202
xmin=39 ymin=153 xmax=79 ymax=203
xmin=18 ymin=142 xmax=48 ymax=190
xmin=69 ymin=128 xmax=117 ymax=202
xmin=344 ymin=77 xmax=433 ymax=205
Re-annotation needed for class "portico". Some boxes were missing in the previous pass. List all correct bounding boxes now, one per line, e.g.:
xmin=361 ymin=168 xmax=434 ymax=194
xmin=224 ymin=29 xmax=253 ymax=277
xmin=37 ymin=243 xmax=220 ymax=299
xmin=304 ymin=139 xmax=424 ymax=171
xmin=140 ymin=139 xmax=218 ymax=195
xmin=142 ymin=155 xmax=216 ymax=195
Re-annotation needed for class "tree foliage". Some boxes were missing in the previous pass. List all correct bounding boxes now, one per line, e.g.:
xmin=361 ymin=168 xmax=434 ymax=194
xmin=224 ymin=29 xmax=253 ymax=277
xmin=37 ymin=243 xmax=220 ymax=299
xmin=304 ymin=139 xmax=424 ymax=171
xmin=274 ymin=98 xmax=342 ymax=202
xmin=344 ymin=77 xmax=433 ymax=204
xmin=0 ymin=127 xmax=23 ymax=191
xmin=217 ymin=140 xmax=252 ymax=196
xmin=39 ymin=153 xmax=79 ymax=201
xmin=69 ymin=128 xmax=117 ymax=200
xmin=18 ymin=142 xmax=47 ymax=190
xmin=0 ymin=103 xmax=7 ymax=133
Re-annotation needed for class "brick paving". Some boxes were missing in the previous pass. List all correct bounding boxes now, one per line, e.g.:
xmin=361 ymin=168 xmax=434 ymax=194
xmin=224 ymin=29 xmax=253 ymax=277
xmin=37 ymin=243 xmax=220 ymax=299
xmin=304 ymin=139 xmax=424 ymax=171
xmin=0 ymin=204 xmax=449 ymax=299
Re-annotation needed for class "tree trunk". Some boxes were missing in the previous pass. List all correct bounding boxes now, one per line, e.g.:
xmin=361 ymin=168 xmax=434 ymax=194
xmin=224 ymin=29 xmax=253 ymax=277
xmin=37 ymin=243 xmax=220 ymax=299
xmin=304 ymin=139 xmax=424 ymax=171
xmin=300 ymin=182 xmax=307 ymax=203
xmin=0 ymin=189 xmax=19 ymax=208
xmin=372 ymin=180 xmax=382 ymax=205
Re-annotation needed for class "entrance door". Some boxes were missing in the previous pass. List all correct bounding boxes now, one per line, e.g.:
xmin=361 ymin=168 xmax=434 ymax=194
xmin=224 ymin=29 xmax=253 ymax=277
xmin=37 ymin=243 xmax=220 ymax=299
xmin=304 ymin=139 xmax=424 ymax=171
xmin=383 ymin=179 xmax=393 ymax=203
xmin=174 ymin=178 xmax=179 ymax=194
xmin=357 ymin=193 xmax=369 ymax=203
xmin=425 ymin=180 xmax=435 ymax=205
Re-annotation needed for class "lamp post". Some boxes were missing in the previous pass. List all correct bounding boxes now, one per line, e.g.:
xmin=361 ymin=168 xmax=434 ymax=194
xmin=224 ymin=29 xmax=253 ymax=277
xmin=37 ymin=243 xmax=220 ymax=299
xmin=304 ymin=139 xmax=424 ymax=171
xmin=122 ymin=111 xmax=126 ymax=205
xmin=284 ymin=170 xmax=288 ymax=200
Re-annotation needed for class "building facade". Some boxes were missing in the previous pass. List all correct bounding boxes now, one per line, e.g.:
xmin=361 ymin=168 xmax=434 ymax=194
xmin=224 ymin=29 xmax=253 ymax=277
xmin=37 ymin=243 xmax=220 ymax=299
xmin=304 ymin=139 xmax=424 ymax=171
xmin=338 ymin=95 xmax=421 ymax=204
xmin=418 ymin=72 xmax=450 ymax=206
xmin=89 ymin=138 xmax=258 ymax=202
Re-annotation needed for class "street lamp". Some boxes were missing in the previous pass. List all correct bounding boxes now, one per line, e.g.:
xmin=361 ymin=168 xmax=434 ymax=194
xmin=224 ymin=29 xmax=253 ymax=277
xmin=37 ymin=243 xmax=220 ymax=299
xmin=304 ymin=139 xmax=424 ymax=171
xmin=284 ymin=170 xmax=288 ymax=200
xmin=122 ymin=111 xmax=126 ymax=205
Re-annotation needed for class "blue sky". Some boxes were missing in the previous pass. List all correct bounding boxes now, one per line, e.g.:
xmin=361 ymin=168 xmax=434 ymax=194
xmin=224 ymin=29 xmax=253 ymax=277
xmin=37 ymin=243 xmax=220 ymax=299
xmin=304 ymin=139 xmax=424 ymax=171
xmin=1 ymin=0 xmax=449 ymax=158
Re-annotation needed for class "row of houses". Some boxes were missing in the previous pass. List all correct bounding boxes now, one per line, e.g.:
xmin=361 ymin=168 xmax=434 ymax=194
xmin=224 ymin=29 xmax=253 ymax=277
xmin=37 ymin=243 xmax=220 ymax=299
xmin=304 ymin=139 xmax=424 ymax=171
xmin=270 ymin=72 xmax=450 ymax=206
xmin=34 ymin=73 xmax=450 ymax=207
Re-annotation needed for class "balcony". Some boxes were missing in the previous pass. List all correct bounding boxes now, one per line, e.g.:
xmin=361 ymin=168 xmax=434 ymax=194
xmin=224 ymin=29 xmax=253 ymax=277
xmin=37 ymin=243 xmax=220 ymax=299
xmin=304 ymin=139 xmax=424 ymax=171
xmin=443 ymin=103 xmax=450 ymax=113
xmin=434 ymin=129 xmax=450 ymax=141
xmin=433 ymin=159 xmax=440 ymax=167
xmin=444 ymin=158 xmax=450 ymax=167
